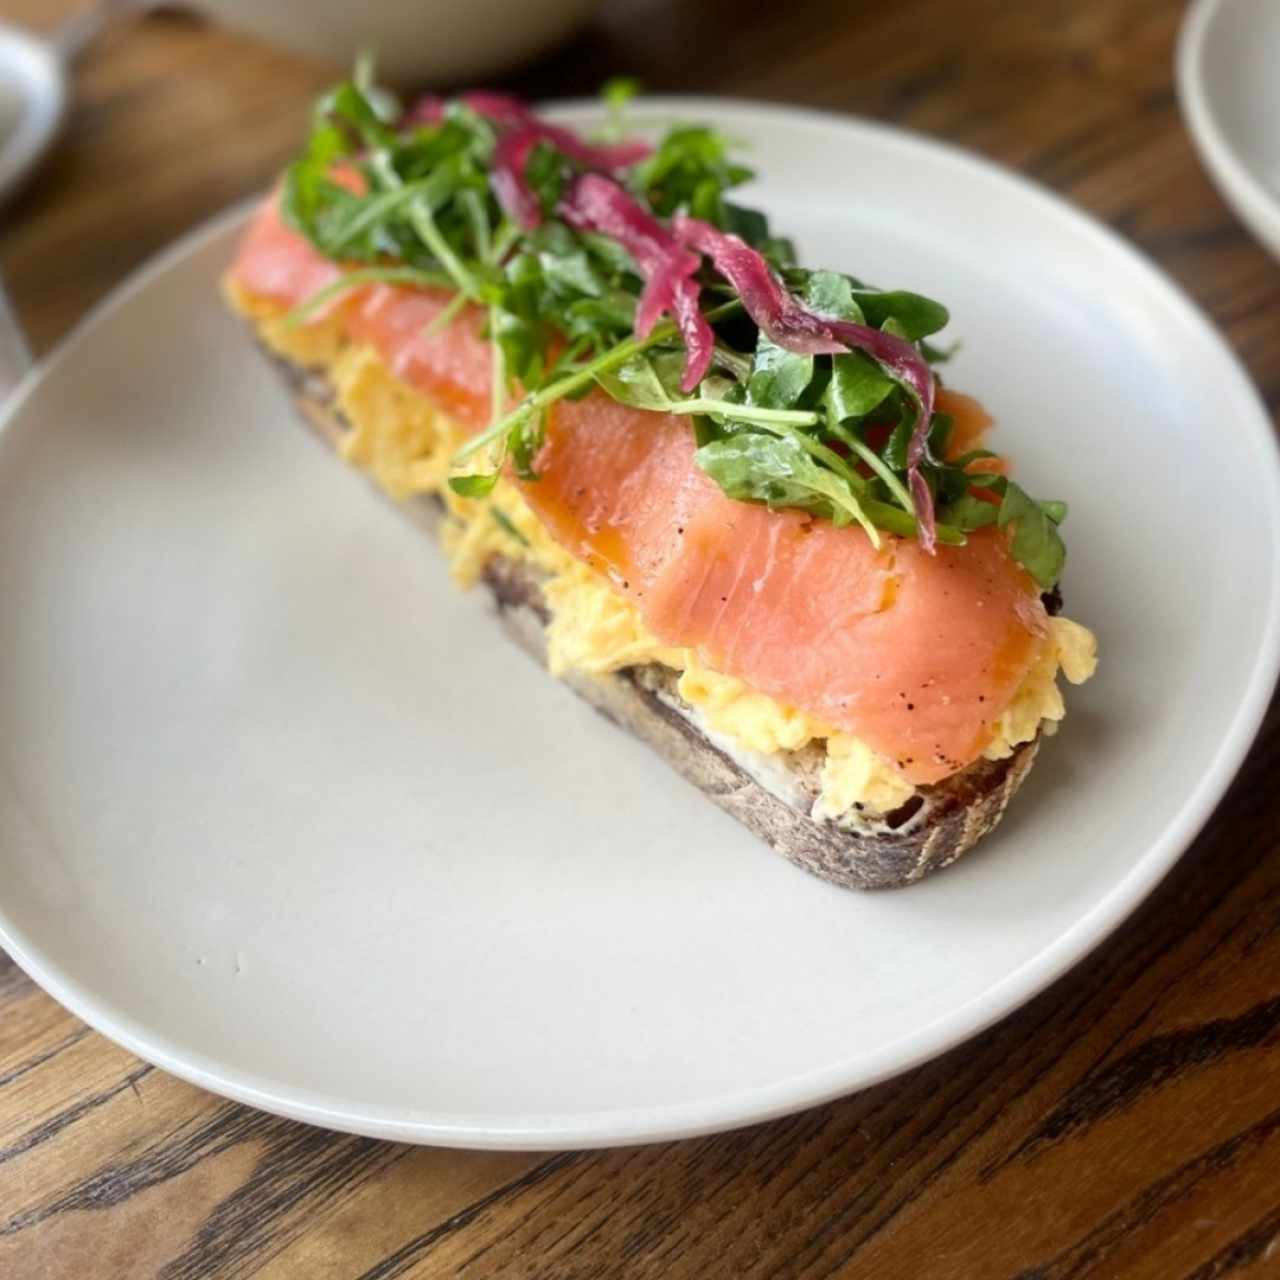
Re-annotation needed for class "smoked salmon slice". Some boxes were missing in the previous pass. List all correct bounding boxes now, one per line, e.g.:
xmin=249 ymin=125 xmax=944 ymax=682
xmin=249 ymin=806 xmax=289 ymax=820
xmin=230 ymin=196 xmax=1049 ymax=786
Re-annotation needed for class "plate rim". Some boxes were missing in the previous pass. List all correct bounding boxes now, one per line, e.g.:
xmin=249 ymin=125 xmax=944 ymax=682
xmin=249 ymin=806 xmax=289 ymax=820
xmin=1177 ymin=0 xmax=1280 ymax=256
xmin=2 ymin=95 xmax=1278 ymax=1149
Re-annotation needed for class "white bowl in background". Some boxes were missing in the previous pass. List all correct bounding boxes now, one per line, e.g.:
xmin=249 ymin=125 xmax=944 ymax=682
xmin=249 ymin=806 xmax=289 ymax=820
xmin=185 ymin=0 xmax=602 ymax=85
xmin=1178 ymin=0 xmax=1280 ymax=258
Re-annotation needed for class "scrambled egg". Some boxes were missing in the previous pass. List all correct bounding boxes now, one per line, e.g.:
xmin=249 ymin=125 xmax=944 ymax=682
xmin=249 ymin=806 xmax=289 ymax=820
xmin=229 ymin=280 xmax=1097 ymax=819
xmin=985 ymin=617 xmax=1097 ymax=761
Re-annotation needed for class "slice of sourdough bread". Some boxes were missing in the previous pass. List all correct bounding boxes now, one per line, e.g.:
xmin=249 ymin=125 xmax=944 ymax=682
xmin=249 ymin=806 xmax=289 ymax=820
xmin=268 ymin=348 xmax=1040 ymax=890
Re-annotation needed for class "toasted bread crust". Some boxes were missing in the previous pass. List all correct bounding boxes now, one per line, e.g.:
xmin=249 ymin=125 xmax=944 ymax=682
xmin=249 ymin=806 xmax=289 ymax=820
xmin=274 ymin=344 xmax=1040 ymax=890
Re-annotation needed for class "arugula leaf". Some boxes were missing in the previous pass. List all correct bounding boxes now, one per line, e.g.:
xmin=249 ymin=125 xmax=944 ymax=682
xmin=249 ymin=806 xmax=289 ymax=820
xmin=457 ymin=187 xmax=492 ymax=261
xmin=601 ymin=77 xmax=641 ymax=140
xmin=884 ymin=405 xmax=915 ymax=471
xmin=353 ymin=50 xmax=400 ymax=124
xmin=561 ymin=291 xmax=637 ymax=339
xmin=319 ymin=81 xmax=398 ymax=152
xmin=937 ymin=476 xmax=1066 ymax=587
xmin=508 ymin=408 xmax=546 ymax=481
xmin=454 ymin=299 xmax=745 ymax=467
xmin=577 ymin=229 xmax=639 ymax=277
xmin=633 ymin=125 xmax=754 ymax=219
xmin=825 ymin=351 xmax=895 ymax=421
xmin=998 ymin=480 xmax=1066 ymax=589
xmin=938 ymin=488 xmax=1000 ymax=532
xmin=524 ymin=140 xmax=568 ymax=222
xmin=859 ymin=497 xmax=966 ymax=545
xmin=492 ymin=307 xmax=545 ymax=392
xmin=281 ymin=126 xmax=356 ymax=250
xmin=594 ymin=353 xmax=675 ymax=411
xmin=804 ymin=270 xmax=865 ymax=323
xmin=721 ymin=203 xmax=768 ymax=246
xmin=927 ymin=410 xmax=953 ymax=458
xmin=696 ymin=430 xmax=879 ymax=543
xmin=747 ymin=336 xmax=814 ymax=409
xmin=795 ymin=270 xmax=949 ymax=340
xmin=692 ymin=413 xmax=722 ymax=448
xmin=538 ymin=248 xmax=605 ymax=299
xmin=595 ymin=351 xmax=819 ymax=430
xmin=849 ymin=289 xmax=949 ymax=341
xmin=449 ymin=472 xmax=500 ymax=497
xmin=793 ymin=268 xmax=949 ymax=340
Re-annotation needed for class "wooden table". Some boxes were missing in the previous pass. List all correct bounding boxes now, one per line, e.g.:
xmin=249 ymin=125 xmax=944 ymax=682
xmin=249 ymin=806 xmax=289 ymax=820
xmin=4 ymin=1 xmax=1280 ymax=1274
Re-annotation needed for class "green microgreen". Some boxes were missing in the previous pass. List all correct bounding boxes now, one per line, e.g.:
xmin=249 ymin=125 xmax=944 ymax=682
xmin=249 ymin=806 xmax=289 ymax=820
xmin=490 ymin=506 xmax=530 ymax=546
xmin=280 ymin=67 xmax=1071 ymax=587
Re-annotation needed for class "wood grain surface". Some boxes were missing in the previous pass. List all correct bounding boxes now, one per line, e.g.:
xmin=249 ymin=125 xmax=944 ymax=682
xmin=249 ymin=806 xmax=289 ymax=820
xmin=4 ymin=1 xmax=1280 ymax=1275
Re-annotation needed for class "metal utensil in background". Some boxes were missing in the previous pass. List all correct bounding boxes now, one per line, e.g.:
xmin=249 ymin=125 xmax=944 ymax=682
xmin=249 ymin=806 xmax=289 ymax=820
xmin=0 ymin=4 xmax=157 ymax=398
xmin=0 ymin=277 xmax=32 ymax=403
xmin=0 ymin=1 xmax=156 ymax=207
xmin=0 ymin=25 xmax=64 ymax=206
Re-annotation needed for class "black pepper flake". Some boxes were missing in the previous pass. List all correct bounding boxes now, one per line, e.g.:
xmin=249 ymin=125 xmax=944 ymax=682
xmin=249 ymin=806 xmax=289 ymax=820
xmin=906 ymin=702 xmax=915 ymax=711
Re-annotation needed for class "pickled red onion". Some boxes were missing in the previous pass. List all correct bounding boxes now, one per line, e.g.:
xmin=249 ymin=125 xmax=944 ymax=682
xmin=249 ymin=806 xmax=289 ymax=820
xmin=560 ymin=174 xmax=713 ymax=391
xmin=673 ymin=214 xmax=938 ymax=549
xmin=403 ymin=92 xmax=650 ymax=231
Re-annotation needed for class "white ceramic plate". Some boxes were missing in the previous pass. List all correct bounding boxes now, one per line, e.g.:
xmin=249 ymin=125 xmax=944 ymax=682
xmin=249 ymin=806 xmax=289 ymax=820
xmin=1 ymin=99 xmax=1277 ymax=1150
xmin=1178 ymin=0 xmax=1280 ymax=257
